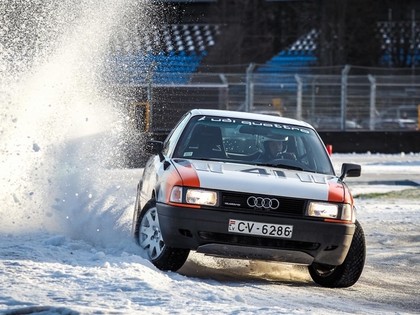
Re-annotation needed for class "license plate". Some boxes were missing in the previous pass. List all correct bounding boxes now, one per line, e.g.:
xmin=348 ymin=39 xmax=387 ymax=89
xmin=228 ymin=219 xmax=293 ymax=239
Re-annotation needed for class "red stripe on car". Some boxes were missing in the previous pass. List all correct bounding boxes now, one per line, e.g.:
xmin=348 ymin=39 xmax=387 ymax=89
xmin=327 ymin=182 xmax=344 ymax=202
xmin=175 ymin=160 xmax=201 ymax=187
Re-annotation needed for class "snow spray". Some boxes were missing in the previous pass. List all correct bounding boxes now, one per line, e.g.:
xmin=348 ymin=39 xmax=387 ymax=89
xmin=0 ymin=0 xmax=154 ymax=245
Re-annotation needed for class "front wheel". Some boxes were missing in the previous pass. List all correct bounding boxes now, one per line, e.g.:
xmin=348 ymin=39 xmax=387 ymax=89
xmin=137 ymin=203 xmax=189 ymax=271
xmin=308 ymin=220 xmax=366 ymax=288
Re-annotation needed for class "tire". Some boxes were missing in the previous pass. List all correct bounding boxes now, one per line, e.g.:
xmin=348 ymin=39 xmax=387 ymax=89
xmin=308 ymin=220 xmax=366 ymax=288
xmin=136 ymin=202 xmax=189 ymax=271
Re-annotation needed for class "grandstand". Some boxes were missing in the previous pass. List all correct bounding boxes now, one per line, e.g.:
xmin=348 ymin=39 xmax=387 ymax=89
xmin=103 ymin=1 xmax=420 ymax=95
xmin=257 ymin=29 xmax=318 ymax=74
xmin=106 ymin=9 xmax=420 ymax=85
xmin=378 ymin=20 xmax=420 ymax=67
xmin=106 ymin=23 xmax=221 ymax=84
xmin=105 ymin=1 xmax=420 ymax=132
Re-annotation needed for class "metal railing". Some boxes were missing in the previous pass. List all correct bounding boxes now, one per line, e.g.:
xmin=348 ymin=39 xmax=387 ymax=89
xmin=112 ymin=64 xmax=420 ymax=132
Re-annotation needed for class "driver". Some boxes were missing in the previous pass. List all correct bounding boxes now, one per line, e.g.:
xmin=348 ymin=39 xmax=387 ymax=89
xmin=265 ymin=140 xmax=284 ymax=160
xmin=261 ymin=137 xmax=288 ymax=161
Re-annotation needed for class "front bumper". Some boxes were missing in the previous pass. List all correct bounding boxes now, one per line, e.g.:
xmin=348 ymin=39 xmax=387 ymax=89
xmin=157 ymin=203 xmax=355 ymax=266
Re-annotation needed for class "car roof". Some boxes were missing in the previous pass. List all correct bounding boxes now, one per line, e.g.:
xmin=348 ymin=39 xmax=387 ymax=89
xmin=189 ymin=109 xmax=314 ymax=129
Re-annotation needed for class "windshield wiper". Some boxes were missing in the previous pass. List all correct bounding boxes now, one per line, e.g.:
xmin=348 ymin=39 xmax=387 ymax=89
xmin=185 ymin=157 xmax=225 ymax=162
xmin=258 ymin=162 xmax=305 ymax=171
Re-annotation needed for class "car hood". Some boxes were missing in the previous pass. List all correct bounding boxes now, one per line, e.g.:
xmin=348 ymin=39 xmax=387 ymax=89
xmin=172 ymin=159 xmax=347 ymax=203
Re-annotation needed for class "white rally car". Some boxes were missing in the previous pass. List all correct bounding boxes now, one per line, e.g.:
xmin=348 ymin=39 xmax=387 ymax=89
xmin=132 ymin=109 xmax=365 ymax=288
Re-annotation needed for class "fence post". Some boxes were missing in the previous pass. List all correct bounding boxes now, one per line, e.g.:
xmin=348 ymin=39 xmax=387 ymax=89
xmin=367 ymin=74 xmax=377 ymax=131
xmin=245 ymin=63 xmax=255 ymax=112
xmin=418 ymin=104 xmax=420 ymax=130
xmin=341 ymin=65 xmax=351 ymax=131
xmin=310 ymin=76 xmax=318 ymax=121
xmin=218 ymin=74 xmax=229 ymax=110
xmin=295 ymin=74 xmax=303 ymax=120
xmin=146 ymin=61 xmax=156 ymax=130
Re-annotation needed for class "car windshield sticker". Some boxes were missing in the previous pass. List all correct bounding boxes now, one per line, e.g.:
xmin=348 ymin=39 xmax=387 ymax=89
xmin=197 ymin=116 xmax=310 ymax=134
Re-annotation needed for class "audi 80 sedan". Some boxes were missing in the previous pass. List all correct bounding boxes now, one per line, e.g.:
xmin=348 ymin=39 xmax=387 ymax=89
xmin=132 ymin=109 xmax=365 ymax=288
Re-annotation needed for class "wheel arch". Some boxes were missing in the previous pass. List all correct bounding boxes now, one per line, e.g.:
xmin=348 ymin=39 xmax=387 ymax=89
xmin=133 ymin=193 xmax=158 ymax=240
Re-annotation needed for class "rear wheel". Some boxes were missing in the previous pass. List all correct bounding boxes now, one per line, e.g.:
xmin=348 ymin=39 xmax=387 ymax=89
xmin=137 ymin=203 xmax=189 ymax=271
xmin=308 ymin=220 xmax=366 ymax=288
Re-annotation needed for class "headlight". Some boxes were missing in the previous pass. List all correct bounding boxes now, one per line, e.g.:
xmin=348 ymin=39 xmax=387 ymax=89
xmin=307 ymin=202 xmax=339 ymax=219
xmin=307 ymin=202 xmax=354 ymax=222
xmin=186 ymin=189 xmax=217 ymax=206
xmin=169 ymin=186 xmax=218 ymax=206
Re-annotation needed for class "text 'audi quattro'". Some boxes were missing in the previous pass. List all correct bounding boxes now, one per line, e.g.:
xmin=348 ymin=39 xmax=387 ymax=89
xmin=132 ymin=109 xmax=365 ymax=288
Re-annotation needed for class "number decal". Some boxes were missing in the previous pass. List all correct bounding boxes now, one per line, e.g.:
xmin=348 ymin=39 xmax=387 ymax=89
xmin=241 ymin=168 xmax=269 ymax=175
xmin=240 ymin=168 xmax=286 ymax=178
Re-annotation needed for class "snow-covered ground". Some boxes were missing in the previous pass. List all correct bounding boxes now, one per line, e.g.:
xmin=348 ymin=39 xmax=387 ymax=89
xmin=0 ymin=153 xmax=419 ymax=315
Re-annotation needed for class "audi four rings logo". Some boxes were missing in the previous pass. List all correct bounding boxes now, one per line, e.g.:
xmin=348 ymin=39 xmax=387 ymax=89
xmin=247 ymin=196 xmax=280 ymax=210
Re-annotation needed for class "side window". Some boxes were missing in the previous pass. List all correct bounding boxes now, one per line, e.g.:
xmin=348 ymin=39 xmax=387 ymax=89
xmin=300 ymin=133 xmax=334 ymax=174
xmin=162 ymin=113 xmax=191 ymax=156
xmin=173 ymin=117 xmax=205 ymax=158
xmin=296 ymin=136 xmax=318 ymax=172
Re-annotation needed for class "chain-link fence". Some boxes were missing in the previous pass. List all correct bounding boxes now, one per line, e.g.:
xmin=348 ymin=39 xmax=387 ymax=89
xmin=112 ymin=65 xmax=420 ymax=133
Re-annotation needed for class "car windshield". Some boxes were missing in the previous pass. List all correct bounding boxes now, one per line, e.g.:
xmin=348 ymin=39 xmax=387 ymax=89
xmin=173 ymin=115 xmax=335 ymax=175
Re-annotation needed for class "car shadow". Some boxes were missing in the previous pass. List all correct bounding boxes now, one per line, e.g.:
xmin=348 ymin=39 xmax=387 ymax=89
xmin=177 ymin=252 xmax=314 ymax=287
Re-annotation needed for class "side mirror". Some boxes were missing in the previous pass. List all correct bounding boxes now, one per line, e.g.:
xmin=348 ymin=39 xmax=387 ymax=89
xmin=339 ymin=163 xmax=361 ymax=181
xmin=145 ymin=140 xmax=163 ymax=155
xmin=146 ymin=140 xmax=166 ymax=162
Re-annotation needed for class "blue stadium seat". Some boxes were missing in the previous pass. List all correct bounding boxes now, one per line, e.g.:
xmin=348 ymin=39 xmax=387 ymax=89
xmin=378 ymin=21 xmax=420 ymax=67
xmin=106 ymin=24 xmax=220 ymax=84
xmin=256 ymin=29 xmax=318 ymax=89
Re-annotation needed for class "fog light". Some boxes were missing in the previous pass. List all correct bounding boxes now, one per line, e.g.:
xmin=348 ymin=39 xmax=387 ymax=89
xmin=170 ymin=186 xmax=183 ymax=203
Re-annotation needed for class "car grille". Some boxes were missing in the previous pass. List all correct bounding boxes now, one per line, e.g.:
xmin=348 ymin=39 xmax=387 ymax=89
xmin=220 ymin=192 xmax=307 ymax=217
